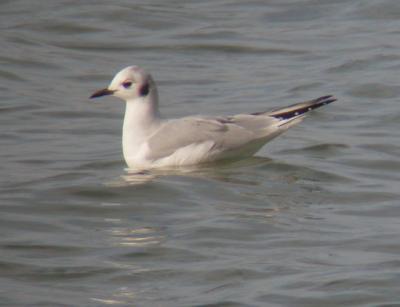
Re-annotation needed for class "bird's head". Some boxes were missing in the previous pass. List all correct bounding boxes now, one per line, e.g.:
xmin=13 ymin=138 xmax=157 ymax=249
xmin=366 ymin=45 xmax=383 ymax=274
xmin=90 ymin=66 xmax=153 ymax=101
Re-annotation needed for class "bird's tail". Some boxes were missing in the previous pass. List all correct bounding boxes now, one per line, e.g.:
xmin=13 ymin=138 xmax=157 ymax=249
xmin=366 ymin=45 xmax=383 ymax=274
xmin=267 ymin=95 xmax=336 ymax=127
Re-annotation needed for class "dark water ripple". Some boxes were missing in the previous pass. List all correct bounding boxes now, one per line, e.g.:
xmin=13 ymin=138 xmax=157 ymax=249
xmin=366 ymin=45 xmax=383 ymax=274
xmin=2 ymin=0 xmax=400 ymax=306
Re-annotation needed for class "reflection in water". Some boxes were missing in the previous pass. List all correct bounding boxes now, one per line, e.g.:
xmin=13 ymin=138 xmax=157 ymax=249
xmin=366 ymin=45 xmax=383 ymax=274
xmin=91 ymin=227 xmax=163 ymax=304
xmin=90 ymin=297 xmax=125 ymax=305
xmin=106 ymin=156 xmax=274 ymax=186
xmin=109 ymin=227 xmax=162 ymax=247
xmin=91 ymin=285 xmax=141 ymax=306
xmin=105 ymin=154 xmax=349 ymax=189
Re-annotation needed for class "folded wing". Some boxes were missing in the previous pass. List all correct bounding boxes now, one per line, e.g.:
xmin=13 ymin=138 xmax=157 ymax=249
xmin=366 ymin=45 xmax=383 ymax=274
xmin=145 ymin=95 xmax=336 ymax=161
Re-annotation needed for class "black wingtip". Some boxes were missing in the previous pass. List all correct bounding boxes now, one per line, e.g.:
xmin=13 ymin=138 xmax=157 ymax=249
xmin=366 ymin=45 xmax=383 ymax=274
xmin=270 ymin=95 xmax=337 ymax=120
xmin=315 ymin=95 xmax=337 ymax=105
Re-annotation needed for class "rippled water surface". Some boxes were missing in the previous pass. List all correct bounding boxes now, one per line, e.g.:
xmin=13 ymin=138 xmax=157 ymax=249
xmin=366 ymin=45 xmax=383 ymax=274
xmin=2 ymin=0 xmax=400 ymax=306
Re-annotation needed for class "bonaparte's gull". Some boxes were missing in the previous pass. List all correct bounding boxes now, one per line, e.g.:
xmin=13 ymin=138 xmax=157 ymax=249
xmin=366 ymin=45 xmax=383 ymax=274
xmin=91 ymin=66 xmax=336 ymax=170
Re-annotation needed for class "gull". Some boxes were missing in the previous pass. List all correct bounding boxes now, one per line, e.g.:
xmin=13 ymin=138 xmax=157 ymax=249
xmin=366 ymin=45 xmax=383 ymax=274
xmin=90 ymin=65 xmax=336 ymax=170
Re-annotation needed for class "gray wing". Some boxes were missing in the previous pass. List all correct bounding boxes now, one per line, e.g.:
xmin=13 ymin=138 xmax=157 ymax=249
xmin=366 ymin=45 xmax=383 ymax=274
xmin=146 ymin=95 xmax=336 ymax=161
xmin=145 ymin=115 xmax=280 ymax=161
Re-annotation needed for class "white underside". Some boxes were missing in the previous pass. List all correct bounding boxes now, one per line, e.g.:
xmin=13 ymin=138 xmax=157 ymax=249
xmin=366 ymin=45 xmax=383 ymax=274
xmin=124 ymin=136 xmax=277 ymax=170
xmin=125 ymin=140 xmax=214 ymax=169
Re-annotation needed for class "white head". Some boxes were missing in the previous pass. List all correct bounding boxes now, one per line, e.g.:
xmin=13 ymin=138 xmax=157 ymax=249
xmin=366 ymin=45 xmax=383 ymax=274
xmin=90 ymin=65 xmax=155 ymax=101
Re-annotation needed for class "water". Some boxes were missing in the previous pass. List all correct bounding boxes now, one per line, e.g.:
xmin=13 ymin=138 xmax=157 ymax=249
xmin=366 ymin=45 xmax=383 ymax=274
xmin=1 ymin=0 xmax=400 ymax=306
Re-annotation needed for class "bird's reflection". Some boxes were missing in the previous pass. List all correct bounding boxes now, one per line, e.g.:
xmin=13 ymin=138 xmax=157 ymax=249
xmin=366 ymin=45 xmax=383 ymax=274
xmin=109 ymin=227 xmax=162 ymax=247
xmin=106 ymin=156 xmax=274 ymax=186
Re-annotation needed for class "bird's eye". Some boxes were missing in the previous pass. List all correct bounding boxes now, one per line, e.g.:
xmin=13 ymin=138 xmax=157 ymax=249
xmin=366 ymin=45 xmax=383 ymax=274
xmin=122 ymin=81 xmax=132 ymax=89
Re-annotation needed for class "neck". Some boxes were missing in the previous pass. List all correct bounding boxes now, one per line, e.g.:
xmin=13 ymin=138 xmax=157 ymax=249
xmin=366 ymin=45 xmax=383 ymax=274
xmin=122 ymin=90 xmax=161 ymax=161
xmin=124 ymin=89 xmax=160 ymax=127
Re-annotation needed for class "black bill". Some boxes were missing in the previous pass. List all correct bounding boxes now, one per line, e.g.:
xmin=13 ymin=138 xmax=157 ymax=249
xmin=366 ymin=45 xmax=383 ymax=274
xmin=90 ymin=88 xmax=115 ymax=99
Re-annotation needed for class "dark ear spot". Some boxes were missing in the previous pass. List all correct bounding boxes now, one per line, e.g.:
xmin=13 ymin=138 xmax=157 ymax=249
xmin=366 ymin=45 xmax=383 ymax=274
xmin=139 ymin=82 xmax=150 ymax=96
